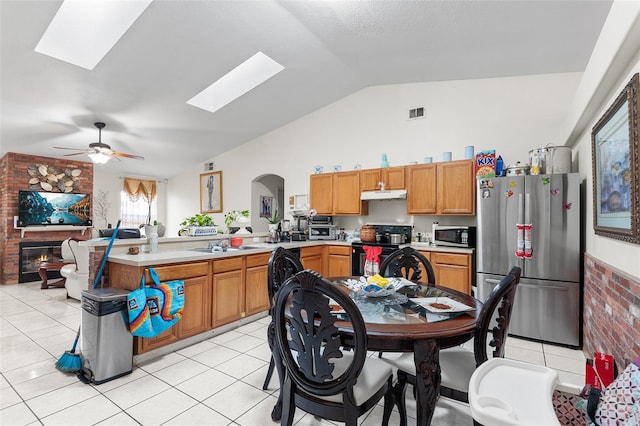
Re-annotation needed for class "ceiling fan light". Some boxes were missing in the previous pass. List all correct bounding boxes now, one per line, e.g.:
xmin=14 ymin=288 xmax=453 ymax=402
xmin=88 ymin=151 xmax=111 ymax=164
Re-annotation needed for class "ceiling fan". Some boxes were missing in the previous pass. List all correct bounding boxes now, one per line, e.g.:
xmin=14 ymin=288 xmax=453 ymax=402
xmin=53 ymin=122 xmax=144 ymax=164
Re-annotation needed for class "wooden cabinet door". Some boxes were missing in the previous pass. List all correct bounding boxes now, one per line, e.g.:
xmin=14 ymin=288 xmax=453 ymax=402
xmin=333 ymin=171 xmax=367 ymax=215
xmin=417 ymin=251 xmax=432 ymax=284
xmin=212 ymin=269 xmax=244 ymax=327
xmin=437 ymin=160 xmax=475 ymax=215
xmin=406 ymin=164 xmax=437 ymax=214
xmin=360 ymin=169 xmax=381 ymax=191
xmin=179 ymin=275 xmax=211 ymax=338
xmin=138 ymin=321 xmax=180 ymax=353
xmin=310 ymin=174 xmax=333 ymax=215
xmin=431 ymin=252 xmax=472 ymax=294
xmin=382 ymin=166 xmax=405 ymax=189
xmin=327 ymin=245 xmax=351 ymax=277
xmin=301 ymin=246 xmax=324 ymax=274
xmin=245 ymin=264 xmax=269 ymax=316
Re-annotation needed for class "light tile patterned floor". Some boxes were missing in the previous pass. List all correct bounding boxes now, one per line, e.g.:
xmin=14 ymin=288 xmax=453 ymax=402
xmin=0 ymin=281 xmax=586 ymax=425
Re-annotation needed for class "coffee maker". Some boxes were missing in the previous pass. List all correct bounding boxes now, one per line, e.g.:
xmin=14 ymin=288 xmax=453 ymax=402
xmin=291 ymin=214 xmax=308 ymax=241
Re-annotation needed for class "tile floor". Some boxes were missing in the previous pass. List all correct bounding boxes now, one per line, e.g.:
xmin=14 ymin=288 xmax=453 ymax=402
xmin=0 ymin=281 xmax=586 ymax=425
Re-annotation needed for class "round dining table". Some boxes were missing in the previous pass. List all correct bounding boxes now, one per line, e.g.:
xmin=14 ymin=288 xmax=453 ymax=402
xmin=271 ymin=277 xmax=483 ymax=426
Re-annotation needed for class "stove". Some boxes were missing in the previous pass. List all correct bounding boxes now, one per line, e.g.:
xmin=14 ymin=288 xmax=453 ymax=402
xmin=351 ymin=225 xmax=412 ymax=275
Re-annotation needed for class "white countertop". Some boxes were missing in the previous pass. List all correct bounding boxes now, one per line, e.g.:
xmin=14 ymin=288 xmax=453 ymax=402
xmin=106 ymin=237 xmax=472 ymax=267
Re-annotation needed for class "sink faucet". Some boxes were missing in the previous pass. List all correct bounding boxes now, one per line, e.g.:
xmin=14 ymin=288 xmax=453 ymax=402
xmin=208 ymin=238 xmax=230 ymax=251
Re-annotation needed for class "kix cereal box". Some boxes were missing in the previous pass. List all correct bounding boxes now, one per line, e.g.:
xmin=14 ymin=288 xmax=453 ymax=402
xmin=475 ymin=150 xmax=496 ymax=178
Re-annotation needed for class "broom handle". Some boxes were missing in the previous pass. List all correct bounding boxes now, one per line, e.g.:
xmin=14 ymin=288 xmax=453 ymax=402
xmin=93 ymin=219 xmax=121 ymax=289
xmin=71 ymin=326 xmax=81 ymax=352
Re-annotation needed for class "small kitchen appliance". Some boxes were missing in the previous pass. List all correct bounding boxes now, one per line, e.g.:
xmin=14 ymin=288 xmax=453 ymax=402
xmin=308 ymin=216 xmax=336 ymax=240
xmin=433 ymin=225 xmax=476 ymax=248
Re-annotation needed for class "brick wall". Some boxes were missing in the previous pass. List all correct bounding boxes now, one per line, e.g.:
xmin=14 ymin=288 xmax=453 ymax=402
xmin=583 ymin=252 xmax=640 ymax=369
xmin=1 ymin=153 xmax=94 ymax=284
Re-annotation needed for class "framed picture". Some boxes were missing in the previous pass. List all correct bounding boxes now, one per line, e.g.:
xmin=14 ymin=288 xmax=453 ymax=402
xmin=260 ymin=195 xmax=273 ymax=218
xmin=591 ymin=73 xmax=639 ymax=244
xmin=200 ymin=171 xmax=223 ymax=213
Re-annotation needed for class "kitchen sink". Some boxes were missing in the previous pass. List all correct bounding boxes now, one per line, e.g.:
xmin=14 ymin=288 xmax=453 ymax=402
xmin=189 ymin=246 xmax=262 ymax=253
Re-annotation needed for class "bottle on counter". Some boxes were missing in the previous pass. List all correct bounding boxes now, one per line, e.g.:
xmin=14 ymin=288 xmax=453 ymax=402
xmin=149 ymin=232 xmax=159 ymax=253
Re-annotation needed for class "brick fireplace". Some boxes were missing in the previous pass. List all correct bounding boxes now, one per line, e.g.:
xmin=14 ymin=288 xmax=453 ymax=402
xmin=0 ymin=153 xmax=93 ymax=284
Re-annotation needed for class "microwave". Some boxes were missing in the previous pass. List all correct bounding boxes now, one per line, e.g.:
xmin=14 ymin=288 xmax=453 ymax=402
xmin=433 ymin=225 xmax=476 ymax=248
xmin=308 ymin=224 xmax=336 ymax=240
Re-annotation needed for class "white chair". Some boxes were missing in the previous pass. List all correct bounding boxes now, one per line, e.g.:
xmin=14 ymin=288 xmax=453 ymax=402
xmin=468 ymin=357 xmax=582 ymax=426
xmin=60 ymin=238 xmax=89 ymax=300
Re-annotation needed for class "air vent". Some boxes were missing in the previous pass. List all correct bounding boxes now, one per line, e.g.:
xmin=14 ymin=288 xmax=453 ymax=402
xmin=409 ymin=107 xmax=425 ymax=120
xmin=204 ymin=162 xmax=215 ymax=171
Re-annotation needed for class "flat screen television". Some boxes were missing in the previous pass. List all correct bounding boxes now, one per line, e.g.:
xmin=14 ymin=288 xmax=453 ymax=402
xmin=18 ymin=190 xmax=92 ymax=227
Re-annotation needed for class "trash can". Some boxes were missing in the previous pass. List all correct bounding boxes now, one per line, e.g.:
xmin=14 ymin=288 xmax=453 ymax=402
xmin=79 ymin=288 xmax=133 ymax=384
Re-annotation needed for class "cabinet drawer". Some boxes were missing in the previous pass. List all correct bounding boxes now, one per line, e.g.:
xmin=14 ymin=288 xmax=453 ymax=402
xmin=146 ymin=262 xmax=209 ymax=281
xmin=246 ymin=252 xmax=270 ymax=268
xmin=433 ymin=252 xmax=470 ymax=267
xmin=213 ymin=257 xmax=243 ymax=273
xmin=328 ymin=245 xmax=351 ymax=256
xmin=301 ymin=246 xmax=323 ymax=257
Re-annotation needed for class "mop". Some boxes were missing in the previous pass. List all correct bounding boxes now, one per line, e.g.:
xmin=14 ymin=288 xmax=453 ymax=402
xmin=55 ymin=220 xmax=121 ymax=373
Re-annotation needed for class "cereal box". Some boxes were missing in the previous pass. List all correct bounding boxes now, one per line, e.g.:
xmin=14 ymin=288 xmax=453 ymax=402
xmin=475 ymin=150 xmax=496 ymax=178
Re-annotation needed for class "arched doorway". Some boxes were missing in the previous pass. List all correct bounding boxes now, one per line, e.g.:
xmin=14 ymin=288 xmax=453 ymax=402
xmin=251 ymin=174 xmax=284 ymax=233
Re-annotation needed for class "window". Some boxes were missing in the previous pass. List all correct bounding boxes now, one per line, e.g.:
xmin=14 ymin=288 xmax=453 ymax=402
xmin=120 ymin=178 xmax=157 ymax=228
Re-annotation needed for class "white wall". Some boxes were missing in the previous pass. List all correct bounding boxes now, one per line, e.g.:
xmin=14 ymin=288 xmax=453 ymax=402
xmin=164 ymin=72 xmax=582 ymax=237
xmin=564 ymin=1 xmax=640 ymax=278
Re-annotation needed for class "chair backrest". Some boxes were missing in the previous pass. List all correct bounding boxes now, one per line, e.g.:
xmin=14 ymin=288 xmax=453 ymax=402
xmin=473 ymin=266 xmax=521 ymax=366
xmin=274 ymin=270 xmax=368 ymax=398
xmin=267 ymin=247 xmax=304 ymax=310
xmin=379 ymin=246 xmax=436 ymax=284
xmin=61 ymin=238 xmax=74 ymax=261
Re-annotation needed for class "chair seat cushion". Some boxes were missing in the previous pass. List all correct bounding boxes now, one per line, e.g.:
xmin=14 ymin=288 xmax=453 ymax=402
xmin=60 ymin=264 xmax=76 ymax=278
xmin=317 ymin=352 xmax=393 ymax=406
xmin=387 ymin=347 xmax=477 ymax=393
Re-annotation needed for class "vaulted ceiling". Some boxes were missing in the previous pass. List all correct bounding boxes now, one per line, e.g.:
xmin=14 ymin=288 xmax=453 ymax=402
xmin=0 ymin=0 xmax=612 ymax=178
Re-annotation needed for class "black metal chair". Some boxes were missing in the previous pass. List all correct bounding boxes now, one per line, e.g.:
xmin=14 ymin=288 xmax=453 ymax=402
xmin=273 ymin=270 xmax=395 ymax=426
xmin=263 ymin=247 xmax=304 ymax=392
xmin=383 ymin=266 xmax=521 ymax=426
xmin=379 ymin=246 xmax=436 ymax=284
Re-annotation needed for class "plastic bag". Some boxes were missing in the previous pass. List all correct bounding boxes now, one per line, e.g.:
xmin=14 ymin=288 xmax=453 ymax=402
xmin=363 ymin=245 xmax=382 ymax=277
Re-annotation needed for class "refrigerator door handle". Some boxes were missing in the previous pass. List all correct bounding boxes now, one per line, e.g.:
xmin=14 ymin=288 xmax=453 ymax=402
xmin=517 ymin=283 xmax=569 ymax=291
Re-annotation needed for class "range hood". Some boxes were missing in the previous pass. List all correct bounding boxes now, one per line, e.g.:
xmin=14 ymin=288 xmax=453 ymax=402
xmin=360 ymin=189 xmax=407 ymax=200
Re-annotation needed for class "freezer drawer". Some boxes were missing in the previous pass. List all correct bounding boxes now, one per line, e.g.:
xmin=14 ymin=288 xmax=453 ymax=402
xmin=478 ymin=273 xmax=581 ymax=347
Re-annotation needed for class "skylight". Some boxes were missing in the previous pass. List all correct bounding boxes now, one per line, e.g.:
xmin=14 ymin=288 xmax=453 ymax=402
xmin=35 ymin=0 xmax=152 ymax=70
xmin=187 ymin=51 xmax=285 ymax=114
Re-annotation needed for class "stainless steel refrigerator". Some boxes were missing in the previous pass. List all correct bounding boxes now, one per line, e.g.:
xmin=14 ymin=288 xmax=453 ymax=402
xmin=476 ymin=173 xmax=581 ymax=347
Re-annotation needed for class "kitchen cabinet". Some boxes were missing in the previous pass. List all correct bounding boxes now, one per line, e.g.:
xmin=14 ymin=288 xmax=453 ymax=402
xmin=212 ymin=257 xmax=245 ymax=327
xmin=327 ymin=245 xmax=351 ymax=277
xmin=310 ymin=173 xmax=333 ymax=215
xmin=407 ymin=160 xmax=475 ymax=215
xmin=310 ymin=171 xmax=368 ymax=215
xmin=108 ymin=261 xmax=211 ymax=354
xmin=244 ymin=253 xmax=270 ymax=316
xmin=419 ymin=251 xmax=473 ymax=294
xmin=301 ymin=245 xmax=324 ymax=274
xmin=437 ymin=160 xmax=476 ymax=215
xmin=406 ymin=164 xmax=437 ymax=214
xmin=360 ymin=167 xmax=405 ymax=191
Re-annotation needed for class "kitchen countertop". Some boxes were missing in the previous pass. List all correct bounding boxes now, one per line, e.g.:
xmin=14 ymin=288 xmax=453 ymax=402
xmin=106 ymin=237 xmax=472 ymax=267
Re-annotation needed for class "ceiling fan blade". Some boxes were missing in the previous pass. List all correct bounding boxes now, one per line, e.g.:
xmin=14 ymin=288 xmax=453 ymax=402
xmin=63 ymin=152 xmax=88 ymax=157
xmin=112 ymin=151 xmax=145 ymax=160
xmin=53 ymin=146 xmax=86 ymax=151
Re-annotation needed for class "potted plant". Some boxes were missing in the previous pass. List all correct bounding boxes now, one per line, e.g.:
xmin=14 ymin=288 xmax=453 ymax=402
xmin=179 ymin=213 xmax=217 ymax=236
xmin=224 ymin=210 xmax=250 ymax=233
xmin=265 ymin=209 xmax=280 ymax=233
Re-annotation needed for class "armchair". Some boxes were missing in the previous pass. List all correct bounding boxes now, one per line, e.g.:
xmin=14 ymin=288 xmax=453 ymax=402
xmin=59 ymin=238 xmax=89 ymax=300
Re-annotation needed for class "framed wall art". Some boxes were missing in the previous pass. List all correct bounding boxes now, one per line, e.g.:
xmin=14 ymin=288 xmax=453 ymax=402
xmin=200 ymin=171 xmax=223 ymax=213
xmin=591 ymin=73 xmax=639 ymax=244
xmin=260 ymin=195 xmax=273 ymax=218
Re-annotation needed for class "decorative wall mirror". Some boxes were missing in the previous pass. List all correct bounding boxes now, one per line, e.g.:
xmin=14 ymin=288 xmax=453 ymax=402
xmin=591 ymin=73 xmax=639 ymax=244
